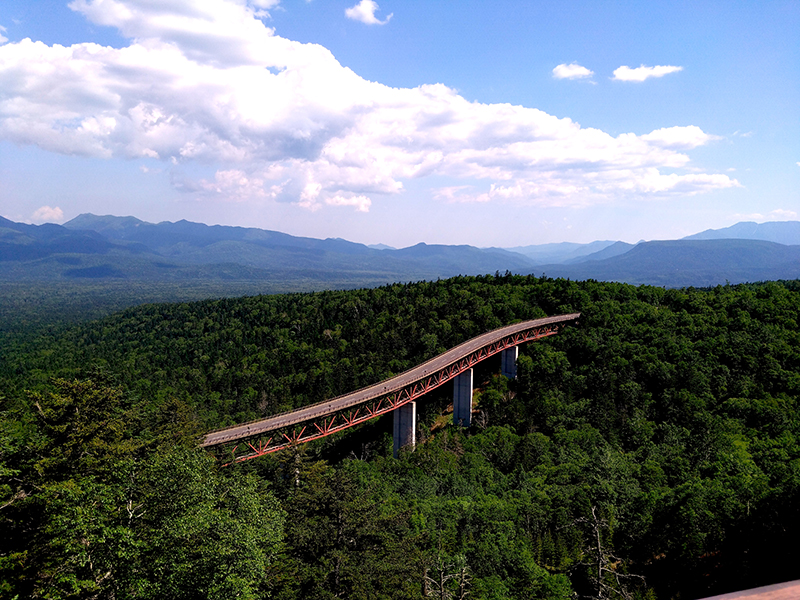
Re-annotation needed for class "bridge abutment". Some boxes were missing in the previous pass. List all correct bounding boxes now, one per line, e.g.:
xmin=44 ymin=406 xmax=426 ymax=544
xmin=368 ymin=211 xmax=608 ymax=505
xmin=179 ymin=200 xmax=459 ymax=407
xmin=453 ymin=369 xmax=474 ymax=427
xmin=393 ymin=401 xmax=416 ymax=457
xmin=501 ymin=346 xmax=519 ymax=379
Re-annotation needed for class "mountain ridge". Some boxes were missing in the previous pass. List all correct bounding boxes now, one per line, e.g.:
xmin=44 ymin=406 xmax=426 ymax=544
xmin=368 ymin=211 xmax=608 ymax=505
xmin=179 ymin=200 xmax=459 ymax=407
xmin=528 ymin=238 xmax=800 ymax=287
xmin=3 ymin=214 xmax=800 ymax=288
xmin=683 ymin=220 xmax=800 ymax=245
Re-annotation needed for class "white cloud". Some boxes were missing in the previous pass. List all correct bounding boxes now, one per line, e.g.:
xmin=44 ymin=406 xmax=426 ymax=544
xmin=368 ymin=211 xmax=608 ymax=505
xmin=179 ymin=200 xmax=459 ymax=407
xmin=641 ymin=126 xmax=716 ymax=150
xmin=0 ymin=25 xmax=8 ymax=45
xmin=345 ymin=0 xmax=392 ymax=25
xmin=32 ymin=205 xmax=65 ymax=223
xmin=180 ymin=169 xmax=269 ymax=202
xmin=433 ymin=186 xmax=471 ymax=201
xmin=732 ymin=209 xmax=798 ymax=221
xmin=243 ymin=0 xmax=280 ymax=18
xmin=441 ymin=171 xmax=739 ymax=206
xmin=326 ymin=194 xmax=371 ymax=212
xmin=0 ymin=0 xmax=736 ymax=212
xmin=612 ymin=64 xmax=683 ymax=82
xmin=552 ymin=63 xmax=593 ymax=80
xmin=250 ymin=0 xmax=280 ymax=8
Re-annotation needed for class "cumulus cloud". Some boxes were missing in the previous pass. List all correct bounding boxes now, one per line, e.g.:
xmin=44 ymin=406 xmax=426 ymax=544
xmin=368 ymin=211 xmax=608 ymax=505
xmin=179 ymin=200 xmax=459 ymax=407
xmin=613 ymin=64 xmax=683 ymax=82
xmin=0 ymin=25 xmax=8 ymax=45
xmin=326 ymin=194 xmax=371 ymax=212
xmin=641 ymin=126 xmax=717 ymax=149
xmin=552 ymin=63 xmax=593 ymax=80
xmin=32 ymin=205 xmax=65 ymax=223
xmin=0 ymin=0 xmax=735 ymax=211
xmin=196 ymin=169 xmax=270 ymax=201
xmin=345 ymin=0 xmax=392 ymax=25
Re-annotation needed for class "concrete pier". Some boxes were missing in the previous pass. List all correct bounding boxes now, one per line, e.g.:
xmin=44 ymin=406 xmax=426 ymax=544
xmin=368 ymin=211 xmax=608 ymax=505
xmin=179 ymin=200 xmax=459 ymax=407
xmin=501 ymin=346 xmax=519 ymax=379
xmin=453 ymin=369 xmax=473 ymax=427
xmin=393 ymin=401 xmax=416 ymax=457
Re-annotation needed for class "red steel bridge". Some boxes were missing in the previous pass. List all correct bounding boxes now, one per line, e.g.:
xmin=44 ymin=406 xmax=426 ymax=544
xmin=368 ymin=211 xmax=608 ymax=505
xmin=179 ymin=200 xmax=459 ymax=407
xmin=202 ymin=313 xmax=580 ymax=463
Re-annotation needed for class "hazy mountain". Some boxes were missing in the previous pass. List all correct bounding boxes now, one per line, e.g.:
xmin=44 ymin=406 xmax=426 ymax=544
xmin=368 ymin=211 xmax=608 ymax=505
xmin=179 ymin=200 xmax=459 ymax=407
xmin=504 ymin=240 xmax=618 ymax=264
xmin=7 ymin=215 xmax=800 ymax=288
xmin=61 ymin=214 xmax=434 ymax=280
xmin=684 ymin=221 xmax=800 ymax=245
xmin=389 ymin=243 xmax=534 ymax=276
xmin=3 ymin=214 xmax=535 ymax=285
xmin=64 ymin=213 xmax=376 ymax=256
xmin=64 ymin=215 xmax=536 ymax=273
xmin=0 ymin=216 xmax=146 ymax=261
xmin=529 ymin=239 xmax=800 ymax=287
xmin=563 ymin=241 xmax=636 ymax=264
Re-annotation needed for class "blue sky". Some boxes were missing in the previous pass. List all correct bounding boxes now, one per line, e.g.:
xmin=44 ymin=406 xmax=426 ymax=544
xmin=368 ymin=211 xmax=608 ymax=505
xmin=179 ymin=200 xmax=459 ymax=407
xmin=0 ymin=0 xmax=797 ymax=247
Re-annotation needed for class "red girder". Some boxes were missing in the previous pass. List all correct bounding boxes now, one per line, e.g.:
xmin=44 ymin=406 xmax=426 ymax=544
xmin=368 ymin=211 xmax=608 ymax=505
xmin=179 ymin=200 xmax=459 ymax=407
xmin=364 ymin=400 xmax=382 ymax=417
xmin=314 ymin=416 xmax=338 ymax=435
xmin=282 ymin=425 xmax=307 ymax=444
xmin=343 ymin=409 xmax=360 ymax=426
xmin=212 ymin=316 xmax=578 ymax=463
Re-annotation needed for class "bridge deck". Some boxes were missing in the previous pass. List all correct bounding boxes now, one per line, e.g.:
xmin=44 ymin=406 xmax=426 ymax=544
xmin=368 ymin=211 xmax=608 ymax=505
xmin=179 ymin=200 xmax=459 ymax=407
xmin=202 ymin=313 xmax=580 ymax=448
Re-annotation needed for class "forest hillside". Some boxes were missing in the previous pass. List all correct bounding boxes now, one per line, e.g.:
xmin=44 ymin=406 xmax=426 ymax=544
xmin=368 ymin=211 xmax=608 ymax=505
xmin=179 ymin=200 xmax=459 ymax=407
xmin=2 ymin=275 xmax=800 ymax=599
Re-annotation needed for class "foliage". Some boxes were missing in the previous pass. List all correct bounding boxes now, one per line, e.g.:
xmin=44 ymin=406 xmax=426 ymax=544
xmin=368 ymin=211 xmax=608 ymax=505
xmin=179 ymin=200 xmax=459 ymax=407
xmin=3 ymin=275 xmax=800 ymax=598
xmin=0 ymin=379 xmax=284 ymax=600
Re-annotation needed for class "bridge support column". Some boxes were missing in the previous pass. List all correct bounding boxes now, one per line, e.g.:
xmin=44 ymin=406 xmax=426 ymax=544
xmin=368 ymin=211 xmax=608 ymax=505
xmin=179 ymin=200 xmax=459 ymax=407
xmin=453 ymin=369 xmax=473 ymax=427
xmin=501 ymin=346 xmax=519 ymax=379
xmin=393 ymin=401 xmax=416 ymax=458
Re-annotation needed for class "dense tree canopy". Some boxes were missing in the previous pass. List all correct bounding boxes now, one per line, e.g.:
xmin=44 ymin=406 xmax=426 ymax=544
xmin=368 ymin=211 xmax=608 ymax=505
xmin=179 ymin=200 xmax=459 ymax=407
xmin=2 ymin=275 xmax=800 ymax=598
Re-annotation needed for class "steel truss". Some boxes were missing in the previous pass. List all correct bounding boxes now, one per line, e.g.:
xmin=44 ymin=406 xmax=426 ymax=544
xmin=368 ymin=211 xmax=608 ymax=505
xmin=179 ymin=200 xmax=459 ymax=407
xmin=213 ymin=321 xmax=570 ymax=464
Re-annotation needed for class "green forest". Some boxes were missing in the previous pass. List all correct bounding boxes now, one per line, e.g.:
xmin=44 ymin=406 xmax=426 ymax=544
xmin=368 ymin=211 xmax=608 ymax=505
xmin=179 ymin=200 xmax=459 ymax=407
xmin=2 ymin=275 xmax=800 ymax=599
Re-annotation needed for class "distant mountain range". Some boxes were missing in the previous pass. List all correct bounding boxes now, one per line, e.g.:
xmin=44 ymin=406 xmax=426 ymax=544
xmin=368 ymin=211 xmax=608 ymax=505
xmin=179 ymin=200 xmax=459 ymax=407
xmin=0 ymin=214 xmax=533 ymax=288
xmin=530 ymin=239 xmax=800 ymax=287
xmin=685 ymin=221 xmax=800 ymax=245
xmin=502 ymin=240 xmax=619 ymax=264
xmin=2 ymin=214 xmax=800 ymax=288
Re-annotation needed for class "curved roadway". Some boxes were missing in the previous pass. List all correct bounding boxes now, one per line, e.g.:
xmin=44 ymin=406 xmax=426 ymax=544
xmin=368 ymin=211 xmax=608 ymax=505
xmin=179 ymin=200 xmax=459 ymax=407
xmin=202 ymin=313 xmax=580 ymax=447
